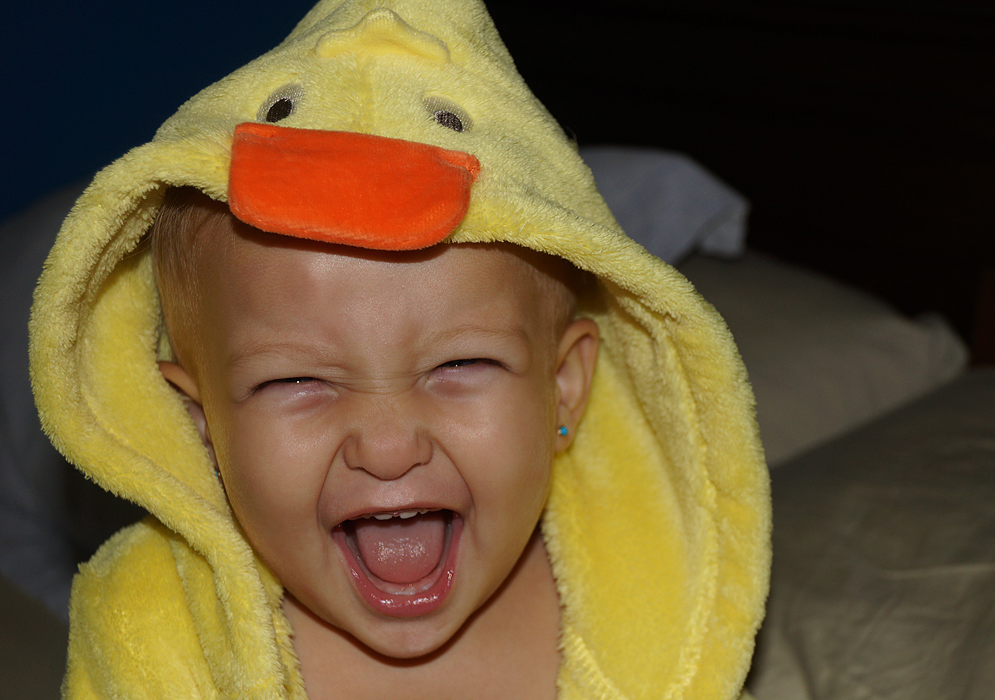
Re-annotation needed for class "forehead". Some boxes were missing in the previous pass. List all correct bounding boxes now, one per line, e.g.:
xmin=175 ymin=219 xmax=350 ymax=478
xmin=217 ymin=231 xmax=544 ymax=307
xmin=193 ymin=225 xmax=562 ymax=354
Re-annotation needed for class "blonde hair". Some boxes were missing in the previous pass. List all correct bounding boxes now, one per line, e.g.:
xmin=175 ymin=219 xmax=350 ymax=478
xmin=149 ymin=187 xmax=233 ymax=371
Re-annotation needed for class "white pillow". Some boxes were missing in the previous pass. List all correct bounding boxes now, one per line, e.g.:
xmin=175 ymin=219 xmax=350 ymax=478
xmin=678 ymin=252 xmax=969 ymax=465
xmin=581 ymin=145 xmax=749 ymax=263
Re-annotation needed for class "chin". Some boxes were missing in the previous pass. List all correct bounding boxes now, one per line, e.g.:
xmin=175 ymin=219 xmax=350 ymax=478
xmin=352 ymin=610 xmax=466 ymax=660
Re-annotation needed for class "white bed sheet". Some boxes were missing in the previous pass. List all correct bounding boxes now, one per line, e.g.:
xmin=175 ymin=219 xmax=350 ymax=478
xmin=748 ymin=370 xmax=995 ymax=700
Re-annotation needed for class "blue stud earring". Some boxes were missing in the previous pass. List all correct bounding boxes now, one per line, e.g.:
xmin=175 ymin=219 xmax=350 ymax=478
xmin=557 ymin=426 xmax=569 ymax=437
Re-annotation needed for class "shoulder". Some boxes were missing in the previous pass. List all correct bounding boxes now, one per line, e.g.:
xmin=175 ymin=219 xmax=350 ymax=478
xmin=65 ymin=518 xmax=215 ymax=699
xmin=74 ymin=517 xmax=177 ymax=590
xmin=70 ymin=517 xmax=194 ymax=629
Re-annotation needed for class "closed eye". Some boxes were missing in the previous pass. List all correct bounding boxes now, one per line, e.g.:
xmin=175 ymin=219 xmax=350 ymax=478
xmin=255 ymin=377 xmax=318 ymax=392
xmin=438 ymin=358 xmax=491 ymax=369
xmin=432 ymin=358 xmax=509 ymax=384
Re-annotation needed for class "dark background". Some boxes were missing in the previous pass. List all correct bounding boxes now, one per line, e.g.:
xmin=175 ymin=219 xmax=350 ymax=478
xmin=4 ymin=0 xmax=994 ymax=358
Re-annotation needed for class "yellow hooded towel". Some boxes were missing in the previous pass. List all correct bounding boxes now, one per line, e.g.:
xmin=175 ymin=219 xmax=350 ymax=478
xmin=29 ymin=0 xmax=770 ymax=698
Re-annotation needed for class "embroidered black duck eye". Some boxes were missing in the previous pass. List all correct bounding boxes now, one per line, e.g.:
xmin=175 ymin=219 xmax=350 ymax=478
xmin=434 ymin=110 xmax=463 ymax=132
xmin=266 ymin=98 xmax=294 ymax=123
xmin=256 ymin=85 xmax=304 ymax=124
xmin=424 ymin=97 xmax=472 ymax=133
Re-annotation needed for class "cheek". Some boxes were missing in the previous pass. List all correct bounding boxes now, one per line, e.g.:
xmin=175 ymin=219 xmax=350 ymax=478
xmin=515 ymin=382 xmax=560 ymax=513
xmin=212 ymin=405 xmax=329 ymax=534
xmin=459 ymin=380 xmax=557 ymax=519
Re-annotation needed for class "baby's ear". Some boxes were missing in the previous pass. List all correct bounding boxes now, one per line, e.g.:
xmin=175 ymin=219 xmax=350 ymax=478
xmin=158 ymin=361 xmax=215 ymax=462
xmin=158 ymin=361 xmax=201 ymax=402
xmin=554 ymin=318 xmax=599 ymax=449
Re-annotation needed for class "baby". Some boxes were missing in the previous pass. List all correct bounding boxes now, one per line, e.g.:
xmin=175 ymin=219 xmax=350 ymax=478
xmin=29 ymin=0 xmax=769 ymax=698
xmin=152 ymin=187 xmax=598 ymax=697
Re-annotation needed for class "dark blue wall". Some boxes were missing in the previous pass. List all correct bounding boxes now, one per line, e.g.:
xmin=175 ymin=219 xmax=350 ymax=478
xmin=1 ymin=0 xmax=310 ymax=222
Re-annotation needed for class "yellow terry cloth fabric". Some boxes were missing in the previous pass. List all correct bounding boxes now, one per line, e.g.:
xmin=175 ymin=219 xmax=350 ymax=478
xmin=29 ymin=0 xmax=769 ymax=698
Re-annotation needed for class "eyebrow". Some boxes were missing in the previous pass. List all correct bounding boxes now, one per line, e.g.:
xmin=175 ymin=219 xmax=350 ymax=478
xmin=226 ymin=323 xmax=534 ymax=371
xmin=420 ymin=322 xmax=533 ymax=350
xmin=226 ymin=341 xmax=326 ymax=372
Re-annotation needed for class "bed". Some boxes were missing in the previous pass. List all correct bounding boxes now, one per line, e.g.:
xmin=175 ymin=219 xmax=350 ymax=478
xmin=3 ymin=2 xmax=993 ymax=696
xmin=749 ymin=369 xmax=995 ymax=699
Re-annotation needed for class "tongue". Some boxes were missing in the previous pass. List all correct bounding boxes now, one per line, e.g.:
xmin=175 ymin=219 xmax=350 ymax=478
xmin=352 ymin=512 xmax=447 ymax=584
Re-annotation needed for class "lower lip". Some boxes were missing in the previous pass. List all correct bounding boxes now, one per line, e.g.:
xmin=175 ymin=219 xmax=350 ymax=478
xmin=333 ymin=514 xmax=462 ymax=618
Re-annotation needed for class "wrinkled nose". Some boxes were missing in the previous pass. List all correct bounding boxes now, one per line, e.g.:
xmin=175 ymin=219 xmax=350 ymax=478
xmin=342 ymin=402 xmax=432 ymax=480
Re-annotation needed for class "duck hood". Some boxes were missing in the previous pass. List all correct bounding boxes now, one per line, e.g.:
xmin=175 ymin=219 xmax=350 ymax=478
xmin=30 ymin=1 xmax=769 ymax=698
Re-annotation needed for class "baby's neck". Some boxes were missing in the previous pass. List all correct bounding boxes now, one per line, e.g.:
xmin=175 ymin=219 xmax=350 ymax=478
xmin=285 ymin=530 xmax=561 ymax=700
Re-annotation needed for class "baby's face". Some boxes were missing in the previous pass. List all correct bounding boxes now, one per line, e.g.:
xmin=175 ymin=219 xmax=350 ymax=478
xmin=166 ymin=227 xmax=596 ymax=658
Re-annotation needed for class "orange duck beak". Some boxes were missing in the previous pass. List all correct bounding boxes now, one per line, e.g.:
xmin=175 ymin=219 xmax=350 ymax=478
xmin=228 ymin=122 xmax=480 ymax=250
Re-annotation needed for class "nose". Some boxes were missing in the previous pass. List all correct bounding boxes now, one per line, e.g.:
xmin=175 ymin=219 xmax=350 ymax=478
xmin=342 ymin=398 xmax=433 ymax=480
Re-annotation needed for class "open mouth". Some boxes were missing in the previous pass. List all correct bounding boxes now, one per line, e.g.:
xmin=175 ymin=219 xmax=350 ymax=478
xmin=333 ymin=509 xmax=462 ymax=618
